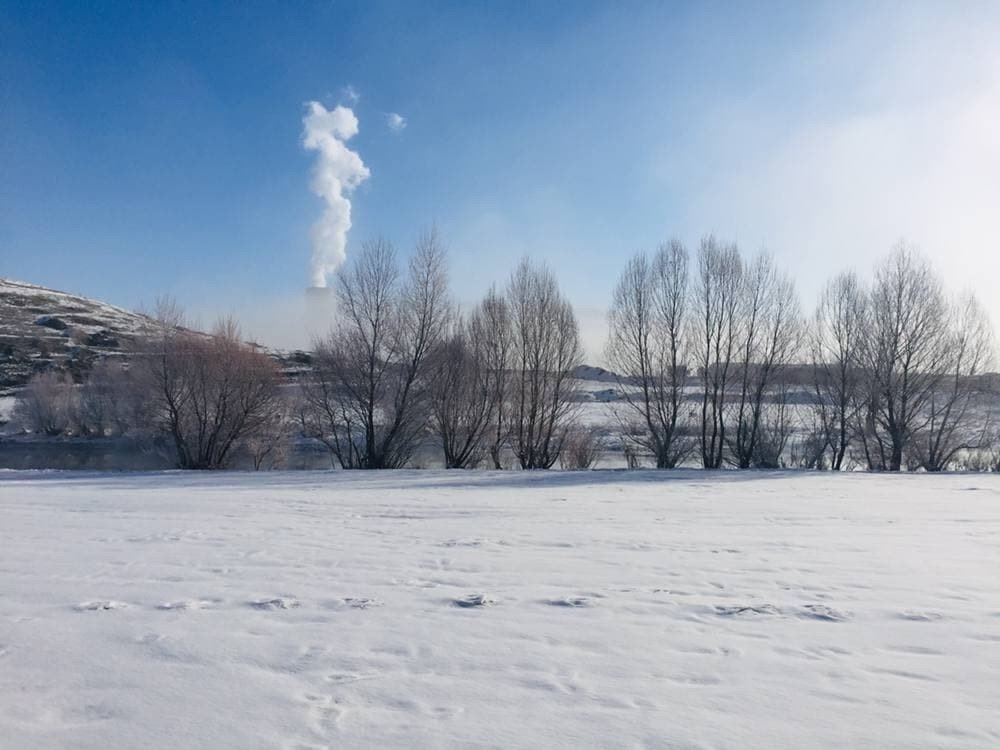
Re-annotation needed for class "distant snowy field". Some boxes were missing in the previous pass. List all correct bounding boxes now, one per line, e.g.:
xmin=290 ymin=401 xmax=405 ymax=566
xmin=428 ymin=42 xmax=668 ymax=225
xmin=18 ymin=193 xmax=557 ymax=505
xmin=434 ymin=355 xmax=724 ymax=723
xmin=2 ymin=471 xmax=999 ymax=749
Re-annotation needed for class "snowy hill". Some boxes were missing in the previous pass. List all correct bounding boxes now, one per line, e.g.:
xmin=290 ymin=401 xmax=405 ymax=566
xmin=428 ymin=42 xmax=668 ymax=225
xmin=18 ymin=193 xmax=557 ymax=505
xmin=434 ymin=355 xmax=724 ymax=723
xmin=0 ymin=278 xmax=165 ymax=394
xmin=0 ymin=278 xmax=631 ymax=398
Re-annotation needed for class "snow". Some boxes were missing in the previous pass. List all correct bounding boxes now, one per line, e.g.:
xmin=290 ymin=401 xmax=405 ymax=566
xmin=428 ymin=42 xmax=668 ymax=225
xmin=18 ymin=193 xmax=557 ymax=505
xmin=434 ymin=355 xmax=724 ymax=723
xmin=0 ymin=277 xmax=157 ymax=338
xmin=2 ymin=470 xmax=999 ymax=748
xmin=0 ymin=396 xmax=16 ymax=425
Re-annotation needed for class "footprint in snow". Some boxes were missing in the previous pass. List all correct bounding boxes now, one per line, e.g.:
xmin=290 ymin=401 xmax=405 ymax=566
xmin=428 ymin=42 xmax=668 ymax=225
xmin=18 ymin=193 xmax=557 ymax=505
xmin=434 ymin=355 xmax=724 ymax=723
xmin=157 ymin=599 xmax=220 ymax=611
xmin=715 ymin=603 xmax=781 ymax=617
xmin=249 ymin=597 xmax=300 ymax=610
xmin=454 ymin=593 xmax=496 ymax=608
xmin=439 ymin=537 xmax=507 ymax=548
xmin=897 ymin=610 xmax=945 ymax=622
xmin=75 ymin=600 xmax=128 ymax=612
xmin=797 ymin=604 xmax=852 ymax=622
xmin=325 ymin=672 xmax=373 ymax=685
xmin=546 ymin=596 xmax=594 ymax=608
xmin=885 ymin=644 xmax=944 ymax=656
xmin=323 ymin=597 xmax=381 ymax=610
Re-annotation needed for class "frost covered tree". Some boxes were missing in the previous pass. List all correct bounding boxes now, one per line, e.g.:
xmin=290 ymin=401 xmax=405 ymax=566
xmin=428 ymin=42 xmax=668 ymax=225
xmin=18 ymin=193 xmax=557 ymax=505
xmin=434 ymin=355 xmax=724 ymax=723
xmin=507 ymin=258 xmax=583 ymax=469
xmin=76 ymin=358 xmax=142 ymax=437
xmin=13 ymin=370 xmax=77 ymax=436
xmin=605 ymin=241 xmax=693 ymax=468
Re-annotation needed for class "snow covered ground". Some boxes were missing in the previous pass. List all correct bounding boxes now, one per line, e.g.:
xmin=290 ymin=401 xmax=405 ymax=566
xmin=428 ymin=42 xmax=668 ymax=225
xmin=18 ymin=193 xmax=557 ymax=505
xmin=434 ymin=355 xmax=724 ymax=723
xmin=2 ymin=470 xmax=999 ymax=749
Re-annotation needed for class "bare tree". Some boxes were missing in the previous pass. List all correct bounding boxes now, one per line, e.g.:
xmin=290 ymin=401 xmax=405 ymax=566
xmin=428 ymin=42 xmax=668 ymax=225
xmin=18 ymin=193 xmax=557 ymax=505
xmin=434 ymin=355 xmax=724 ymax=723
xmin=620 ymin=431 xmax=642 ymax=469
xmin=693 ymin=237 xmax=743 ymax=469
xmin=858 ymin=245 xmax=951 ymax=471
xmin=728 ymin=253 xmax=801 ymax=468
xmin=298 ymin=348 xmax=353 ymax=468
xmin=507 ymin=258 xmax=583 ymax=469
xmin=559 ymin=424 xmax=601 ymax=470
xmin=913 ymin=293 xmax=995 ymax=471
xmin=428 ymin=313 xmax=498 ymax=469
xmin=789 ymin=415 xmax=833 ymax=470
xmin=243 ymin=390 xmax=296 ymax=470
xmin=302 ymin=232 xmax=451 ymax=469
xmin=135 ymin=318 xmax=281 ymax=469
xmin=605 ymin=241 xmax=693 ymax=468
xmin=76 ymin=358 xmax=138 ymax=437
xmin=150 ymin=294 xmax=186 ymax=329
xmin=752 ymin=381 xmax=795 ymax=468
xmin=474 ymin=287 xmax=514 ymax=469
xmin=809 ymin=271 xmax=867 ymax=470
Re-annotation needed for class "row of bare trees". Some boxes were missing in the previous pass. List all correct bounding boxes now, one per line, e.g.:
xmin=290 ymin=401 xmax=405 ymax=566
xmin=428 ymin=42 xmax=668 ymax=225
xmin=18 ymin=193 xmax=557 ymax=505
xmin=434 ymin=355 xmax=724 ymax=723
xmin=13 ymin=359 xmax=149 ymax=439
xmin=607 ymin=237 xmax=801 ymax=470
xmin=299 ymin=236 xmax=450 ymax=469
xmin=13 ymin=310 xmax=285 ymax=470
xmin=809 ymin=247 xmax=995 ymax=472
xmin=607 ymin=238 xmax=996 ymax=471
xmin=298 ymin=232 xmax=584 ymax=469
xmin=11 ymin=232 xmax=996 ymax=472
xmin=12 ymin=235 xmax=588 ymax=471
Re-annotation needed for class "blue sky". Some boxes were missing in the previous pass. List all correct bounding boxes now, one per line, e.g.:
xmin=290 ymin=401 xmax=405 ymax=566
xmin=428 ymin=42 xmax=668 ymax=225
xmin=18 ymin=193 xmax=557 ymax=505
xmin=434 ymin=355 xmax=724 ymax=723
xmin=3 ymin=1 xmax=999 ymax=355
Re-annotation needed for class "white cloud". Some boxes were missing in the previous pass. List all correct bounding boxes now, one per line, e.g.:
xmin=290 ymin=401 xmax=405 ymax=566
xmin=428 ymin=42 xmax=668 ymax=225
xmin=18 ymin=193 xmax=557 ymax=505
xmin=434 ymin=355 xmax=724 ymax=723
xmin=386 ymin=112 xmax=407 ymax=132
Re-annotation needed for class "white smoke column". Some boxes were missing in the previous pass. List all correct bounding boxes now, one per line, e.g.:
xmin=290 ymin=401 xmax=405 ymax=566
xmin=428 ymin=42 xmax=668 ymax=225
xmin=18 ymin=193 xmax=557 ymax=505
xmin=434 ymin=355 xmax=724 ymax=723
xmin=302 ymin=101 xmax=370 ymax=287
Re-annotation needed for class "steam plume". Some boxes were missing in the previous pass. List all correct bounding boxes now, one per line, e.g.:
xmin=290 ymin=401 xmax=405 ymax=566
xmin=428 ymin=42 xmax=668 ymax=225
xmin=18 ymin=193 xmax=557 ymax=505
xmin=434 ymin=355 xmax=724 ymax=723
xmin=302 ymin=101 xmax=370 ymax=287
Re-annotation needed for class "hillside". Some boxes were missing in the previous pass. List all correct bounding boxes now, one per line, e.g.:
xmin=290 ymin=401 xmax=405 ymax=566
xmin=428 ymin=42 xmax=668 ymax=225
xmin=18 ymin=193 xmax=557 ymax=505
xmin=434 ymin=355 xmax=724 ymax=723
xmin=0 ymin=278 xmax=165 ymax=394
xmin=0 ymin=278 xmax=630 ymax=398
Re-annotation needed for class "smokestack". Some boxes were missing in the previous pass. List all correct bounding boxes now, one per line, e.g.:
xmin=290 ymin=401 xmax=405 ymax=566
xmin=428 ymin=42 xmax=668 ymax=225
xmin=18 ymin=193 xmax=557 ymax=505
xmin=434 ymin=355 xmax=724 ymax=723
xmin=303 ymin=285 xmax=337 ymax=340
xmin=305 ymin=284 xmax=336 ymax=313
xmin=305 ymin=285 xmax=334 ymax=299
xmin=301 ymin=101 xmax=370 ymax=287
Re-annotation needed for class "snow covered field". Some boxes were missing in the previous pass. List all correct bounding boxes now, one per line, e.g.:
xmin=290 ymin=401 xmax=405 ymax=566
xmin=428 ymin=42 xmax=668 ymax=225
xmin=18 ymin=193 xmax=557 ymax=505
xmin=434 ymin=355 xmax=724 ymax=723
xmin=2 ymin=470 xmax=999 ymax=749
